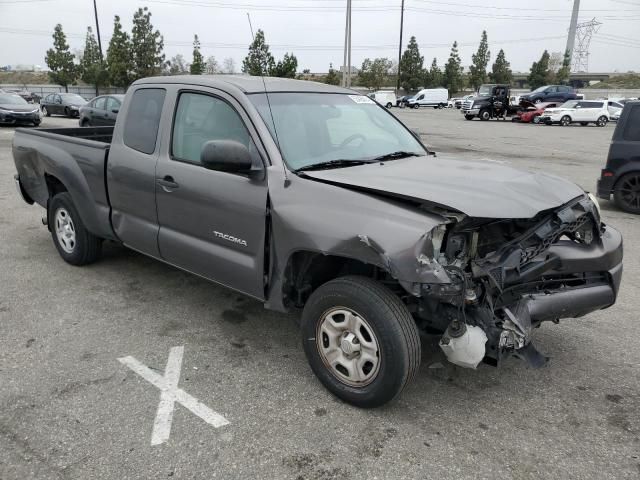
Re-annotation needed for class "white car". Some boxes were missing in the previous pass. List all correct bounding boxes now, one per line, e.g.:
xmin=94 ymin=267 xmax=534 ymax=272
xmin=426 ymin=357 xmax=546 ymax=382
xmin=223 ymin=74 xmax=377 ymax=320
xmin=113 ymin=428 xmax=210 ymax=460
xmin=607 ymin=99 xmax=625 ymax=121
xmin=539 ymin=100 xmax=610 ymax=127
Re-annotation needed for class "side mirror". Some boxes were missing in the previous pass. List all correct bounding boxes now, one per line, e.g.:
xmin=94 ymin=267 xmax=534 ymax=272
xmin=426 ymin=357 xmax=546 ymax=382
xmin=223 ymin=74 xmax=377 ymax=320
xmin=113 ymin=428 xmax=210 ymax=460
xmin=201 ymin=140 xmax=253 ymax=173
xmin=112 ymin=109 xmax=119 ymax=113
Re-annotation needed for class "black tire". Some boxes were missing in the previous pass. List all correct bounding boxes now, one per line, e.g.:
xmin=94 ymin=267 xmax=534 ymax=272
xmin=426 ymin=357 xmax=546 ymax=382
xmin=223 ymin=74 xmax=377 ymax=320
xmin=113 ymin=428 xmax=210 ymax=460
xmin=534 ymin=98 xmax=542 ymax=104
xmin=385 ymin=102 xmax=392 ymax=108
xmin=80 ymin=118 xmax=91 ymax=127
xmin=479 ymin=109 xmax=490 ymax=121
xmin=301 ymin=276 xmax=421 ymax=408
xmin=412 ymin=104 xmax=419 ymax=109
xmin=33 ymin=121 xmax=41 ymax=127
xmin=560 ymin=115 xmax=571 ymax=126
xmin=580 ymin=122 xmax=588 ymax=126
xmin=613 ymin=172 xmax=640 ymax=214
xmin=42 ymin=106 xmax=50 ymax=117
xmin=464 ymin=114 xmax=475 ymax=120
xmin=596 ymin=115 xmax=608 ymax=127
xmin=49 ymin=192 xmax=102 ymax=265
xmin=64 ymin=107 xmax=70 ymax=117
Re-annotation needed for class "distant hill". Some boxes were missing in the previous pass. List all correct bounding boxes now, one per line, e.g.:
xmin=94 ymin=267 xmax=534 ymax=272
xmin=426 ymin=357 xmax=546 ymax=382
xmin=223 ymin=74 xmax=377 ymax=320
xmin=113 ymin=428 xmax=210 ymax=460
xmin=587 ymin=74 xmax=640 ymax=89
xmin=0 ymin=71 xmax=50 ymax=85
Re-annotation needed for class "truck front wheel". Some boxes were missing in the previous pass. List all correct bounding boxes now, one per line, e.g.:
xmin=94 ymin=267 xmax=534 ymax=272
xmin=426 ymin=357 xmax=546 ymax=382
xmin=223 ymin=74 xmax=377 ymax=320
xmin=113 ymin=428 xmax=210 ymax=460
xmin=479 ymin=109 xmax=491 ymax=121
xmin=49 ymin=192 xmax=102 ymax=265
xmin=464 ymin=114 xmax=475 ymax=120
xmin=301 ymin=276 xmax=421 ymax=408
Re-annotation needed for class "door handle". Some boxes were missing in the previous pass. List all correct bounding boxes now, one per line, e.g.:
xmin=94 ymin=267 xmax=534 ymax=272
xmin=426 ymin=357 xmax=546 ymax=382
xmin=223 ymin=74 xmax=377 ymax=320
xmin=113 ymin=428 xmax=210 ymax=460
xmin=157 ymin=176 xmax=179 ymax=192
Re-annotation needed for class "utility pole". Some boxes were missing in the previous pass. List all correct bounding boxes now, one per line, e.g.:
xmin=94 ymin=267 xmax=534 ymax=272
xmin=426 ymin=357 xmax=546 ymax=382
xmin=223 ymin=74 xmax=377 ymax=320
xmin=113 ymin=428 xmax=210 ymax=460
xmin=342 ymin=0 xmax=352 ymax=87
xmin=92 ymin=0 xmax=103 ymax=97
xmin=396 ymin=0 xmax=405 ymax=95
xmin=347 ymin=0 xmax=352 ymax=87
xmin=565 ymin=0 xmax=580 ymax=68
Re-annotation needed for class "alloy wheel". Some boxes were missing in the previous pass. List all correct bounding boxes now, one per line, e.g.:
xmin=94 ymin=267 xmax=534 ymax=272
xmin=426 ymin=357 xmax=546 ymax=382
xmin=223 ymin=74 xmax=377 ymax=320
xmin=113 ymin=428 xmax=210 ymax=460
xmin=618 ymin=174 xmax=640 ymax=211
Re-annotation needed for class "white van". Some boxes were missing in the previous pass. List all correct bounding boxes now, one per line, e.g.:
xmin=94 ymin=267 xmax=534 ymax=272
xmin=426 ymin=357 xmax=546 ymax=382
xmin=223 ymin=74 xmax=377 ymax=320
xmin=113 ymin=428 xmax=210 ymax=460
xmin=406 ymin=88 xmax=449 ymax=109
xmin=370 ymin=91 xmax=397 ymax=108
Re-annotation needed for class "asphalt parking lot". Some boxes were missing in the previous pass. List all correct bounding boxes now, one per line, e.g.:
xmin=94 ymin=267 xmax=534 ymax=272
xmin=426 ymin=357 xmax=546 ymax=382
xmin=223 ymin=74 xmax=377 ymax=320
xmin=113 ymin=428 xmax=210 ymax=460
xmin=1 ymin=111 xmax=638 ymax=480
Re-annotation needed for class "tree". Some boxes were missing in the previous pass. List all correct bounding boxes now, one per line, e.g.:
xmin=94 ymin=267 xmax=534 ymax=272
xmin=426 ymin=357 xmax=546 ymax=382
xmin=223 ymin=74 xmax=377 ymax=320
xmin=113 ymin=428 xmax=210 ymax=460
xmin=555 ymin=50 xmax=571 ymax=85
xmin=190 ymin=34 xmax=204 ymax=75
xmin=80 ymin=26 xmax=108 ymax=97
xmin=45 ymin=24 xmax=77 ymax=92
xmin=443 ymin=41 xmax=464 ymax=94
xmin=242 ymin=29 xmax=274 ymax=76
xmin=166 ymin=54 xmax=189 ymax=75
xmin=527 ymin=50 xmax=551 ymax=89
xmin=325 ymin=63 xmax=340 ymax=85
xmin=131 ymin=7 xmax=165 ymax=80
xmin=489 ymin=48 xmax=513 ymax=84
xmin=469 ymin=30 xmax=490 ymax=90
xmin=223 ymin=57 xmax=236 ymax=74
xmin=358 ymin=57 xmax=392 ymax=90
xmin=205 ymin=56 xmax=219 ymax=74
xmin=272 ymin=52 xmax=298 ymax=78
xmin=399 ymin=36 xmax=424 ymax=92
xmin=106 ymin=15 xmax=132 ymax=88
xmin=422 ymin=58 xmax=443 ymax=88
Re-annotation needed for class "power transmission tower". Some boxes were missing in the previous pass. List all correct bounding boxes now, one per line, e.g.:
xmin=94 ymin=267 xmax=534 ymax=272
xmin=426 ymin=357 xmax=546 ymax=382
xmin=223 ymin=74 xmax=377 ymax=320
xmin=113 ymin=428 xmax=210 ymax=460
xmin=572 ymin=18 xmax=602 ymax=72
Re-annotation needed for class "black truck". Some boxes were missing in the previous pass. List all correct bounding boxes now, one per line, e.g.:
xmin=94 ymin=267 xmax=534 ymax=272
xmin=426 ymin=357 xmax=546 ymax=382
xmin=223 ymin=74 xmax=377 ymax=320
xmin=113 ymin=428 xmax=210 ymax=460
xmin=597 ymin=100 xmax=640 ymax=213
xmin=461 ymin=84 xmax=522 ymax=121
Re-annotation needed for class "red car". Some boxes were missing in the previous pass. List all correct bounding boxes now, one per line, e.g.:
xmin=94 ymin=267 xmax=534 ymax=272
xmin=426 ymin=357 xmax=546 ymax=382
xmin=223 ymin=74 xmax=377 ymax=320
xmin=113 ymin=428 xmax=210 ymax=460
xmin=514 ymin=101 xmax=559 ymax=124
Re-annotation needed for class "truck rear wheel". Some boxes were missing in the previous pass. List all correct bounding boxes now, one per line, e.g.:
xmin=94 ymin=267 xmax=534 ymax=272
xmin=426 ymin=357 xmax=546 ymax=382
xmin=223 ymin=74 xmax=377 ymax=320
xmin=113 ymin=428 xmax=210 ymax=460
xmin=301 ymin=276 xmax=421 ymax=408
xmin=613 ymin=172 xmax=640 ymax=214
xmin=49 ymin=192 xmax=102 ymax=265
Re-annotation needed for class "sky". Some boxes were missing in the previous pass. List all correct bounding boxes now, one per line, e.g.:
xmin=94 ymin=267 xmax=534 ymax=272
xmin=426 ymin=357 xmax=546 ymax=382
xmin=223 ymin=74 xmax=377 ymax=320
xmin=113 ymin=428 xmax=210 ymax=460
xmin=1 ymin=0 xmax=639 ymax=74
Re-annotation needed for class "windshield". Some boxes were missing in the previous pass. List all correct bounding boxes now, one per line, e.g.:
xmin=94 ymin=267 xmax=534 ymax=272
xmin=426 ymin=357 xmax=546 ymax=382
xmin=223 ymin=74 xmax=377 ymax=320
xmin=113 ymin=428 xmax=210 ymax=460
xmin=0 ymin=94 xmax=28 ymax=105
xmin=60 ymin=94 xmax=86 ymax=103
xmin=561 ymin=100 xmax=579 ymax=108
xmin=249 ymin=93 xmax=426 ymax=171
xmin=477 ymin=85 xmax=493 ymax=96
xmin=532 ymin=86 xmax=548 ymax=93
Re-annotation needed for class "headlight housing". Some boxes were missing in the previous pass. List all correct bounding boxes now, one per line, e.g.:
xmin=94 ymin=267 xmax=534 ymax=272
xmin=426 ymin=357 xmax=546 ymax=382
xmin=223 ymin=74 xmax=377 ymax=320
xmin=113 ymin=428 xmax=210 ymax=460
xmin=587 ymin=192 xmax=601 ymax=218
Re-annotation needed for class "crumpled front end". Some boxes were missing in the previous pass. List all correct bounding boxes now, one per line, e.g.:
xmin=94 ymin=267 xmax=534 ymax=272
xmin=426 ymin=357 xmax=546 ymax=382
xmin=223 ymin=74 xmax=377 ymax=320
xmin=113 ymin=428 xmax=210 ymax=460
xmin=410 ymin=194 xmax=623 ymax=368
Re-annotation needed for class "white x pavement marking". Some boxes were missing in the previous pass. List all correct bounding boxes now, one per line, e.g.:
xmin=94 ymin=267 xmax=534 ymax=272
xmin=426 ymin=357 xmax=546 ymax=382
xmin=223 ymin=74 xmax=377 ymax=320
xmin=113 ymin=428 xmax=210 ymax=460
xmin=118 ymin=346 xmax=229 ymax=445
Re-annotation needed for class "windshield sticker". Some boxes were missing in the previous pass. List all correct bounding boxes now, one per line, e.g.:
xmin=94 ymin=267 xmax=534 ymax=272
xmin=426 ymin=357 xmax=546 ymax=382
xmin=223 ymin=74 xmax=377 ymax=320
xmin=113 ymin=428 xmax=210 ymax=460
xmin=348 ymin=95 xmax=375 ymax=104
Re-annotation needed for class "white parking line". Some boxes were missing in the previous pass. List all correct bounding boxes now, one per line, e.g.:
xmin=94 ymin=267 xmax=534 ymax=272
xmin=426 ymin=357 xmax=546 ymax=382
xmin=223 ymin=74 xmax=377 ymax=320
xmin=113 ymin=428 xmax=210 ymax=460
xmin=118 ymin=346 xmax=229 ymax=445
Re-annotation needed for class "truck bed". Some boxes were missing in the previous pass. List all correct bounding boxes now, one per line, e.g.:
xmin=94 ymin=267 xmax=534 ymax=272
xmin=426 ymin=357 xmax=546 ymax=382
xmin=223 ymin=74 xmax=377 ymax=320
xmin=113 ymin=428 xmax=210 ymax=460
xmin=13 ymin=126 xmax=115 ymax=240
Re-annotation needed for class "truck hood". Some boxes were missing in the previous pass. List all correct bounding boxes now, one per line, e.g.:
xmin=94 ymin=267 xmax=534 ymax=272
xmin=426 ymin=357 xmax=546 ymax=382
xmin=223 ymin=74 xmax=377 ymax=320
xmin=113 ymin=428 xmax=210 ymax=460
xmin=301 ymin=155 xmax=584 ymax=219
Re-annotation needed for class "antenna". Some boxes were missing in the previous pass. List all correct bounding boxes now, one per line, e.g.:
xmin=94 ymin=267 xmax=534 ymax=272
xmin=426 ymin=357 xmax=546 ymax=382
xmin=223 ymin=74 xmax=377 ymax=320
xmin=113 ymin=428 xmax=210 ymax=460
xmin=246 ymin=13 xmax=286 ymax=179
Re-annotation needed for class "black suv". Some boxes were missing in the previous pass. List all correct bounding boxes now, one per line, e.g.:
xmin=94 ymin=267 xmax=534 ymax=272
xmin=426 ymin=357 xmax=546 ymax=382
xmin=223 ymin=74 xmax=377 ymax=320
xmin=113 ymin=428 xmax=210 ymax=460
xmin=520 ymin=85 xmax=578 ymax=104
xmin=597 ymin=101 xmax=640 ymax=213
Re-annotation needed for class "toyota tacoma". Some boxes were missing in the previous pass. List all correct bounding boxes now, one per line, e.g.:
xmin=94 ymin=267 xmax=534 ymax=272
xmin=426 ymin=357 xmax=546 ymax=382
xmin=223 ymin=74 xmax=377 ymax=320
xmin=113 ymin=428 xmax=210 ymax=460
xmin=13 ymin=76 xmax=623 ymax=407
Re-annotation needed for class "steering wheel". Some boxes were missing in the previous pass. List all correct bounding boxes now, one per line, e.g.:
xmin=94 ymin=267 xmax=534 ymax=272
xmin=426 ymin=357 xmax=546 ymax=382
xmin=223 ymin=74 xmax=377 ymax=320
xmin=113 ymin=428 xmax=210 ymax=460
xmin=339 ymin=134 xmax=366 ymax=149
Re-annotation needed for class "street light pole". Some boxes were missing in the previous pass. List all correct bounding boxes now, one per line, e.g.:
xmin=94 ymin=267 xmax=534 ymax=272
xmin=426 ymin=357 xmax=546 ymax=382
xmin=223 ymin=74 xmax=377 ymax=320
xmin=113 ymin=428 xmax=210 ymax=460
xmin=396 ymin=0 xmax=405 ymax=95
xmin=346 ymin=0 xmax=352 ymax=87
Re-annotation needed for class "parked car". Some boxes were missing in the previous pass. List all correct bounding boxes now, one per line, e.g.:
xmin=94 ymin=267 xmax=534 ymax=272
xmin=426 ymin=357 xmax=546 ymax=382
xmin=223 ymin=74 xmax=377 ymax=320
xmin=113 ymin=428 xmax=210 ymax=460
xmin=607 ymin=100 xmax=625 ymax=121
xmin=447 ymin=97 xmax=459 ymax=108
xmin=396 ymin=95 xmax=411 ymax=108
xmin=79 ymin=94 xmax=125 ymax=126
xmin=597 ymin=101 xmax=640 ymax=213
xmin=40 ymin=93 xmax=87 ymax=117
xmin=368 ymin=90 xmax=397 ymax=108
xmin=406 ymin=88 xmax=448 ymax=109
xmin=0 ymin=92 xmax=41 ymax=126
xmin=540 ymin=100 xmax=609 ymax=127
xmin=512 ymin=101 xmax=559 ymax=124
xmin=520 ymin=85 xmax=578 ymax=104
xmin=4 ymin=88 xmax=39 ymax=104
xmin=13 ymin=75 xmax=622 ymax=408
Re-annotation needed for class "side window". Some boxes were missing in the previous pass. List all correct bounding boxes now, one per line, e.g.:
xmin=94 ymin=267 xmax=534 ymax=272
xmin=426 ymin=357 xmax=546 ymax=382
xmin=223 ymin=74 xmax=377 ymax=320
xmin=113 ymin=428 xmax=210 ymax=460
xmin=106 ymin=97 xmax=120 ymax=112
xmin=171 ymin=92 xmax=251 ymax=165
xmin=94 ymin=97 xmax=106 ymax=110
xmin=55 ymin=95 xmax=61 ymax=103
xmin=45 ymin=94 xmax=52 ymax=102
xmin=623 ymin=106 xmax=640 ymax=141
xmin=123 ymin=88 xmax=166 ymax=155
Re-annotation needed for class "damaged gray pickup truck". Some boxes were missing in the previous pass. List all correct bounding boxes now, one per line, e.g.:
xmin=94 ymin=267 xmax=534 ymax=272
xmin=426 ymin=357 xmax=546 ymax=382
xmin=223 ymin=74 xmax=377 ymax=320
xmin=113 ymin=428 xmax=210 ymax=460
xmin=13 ymin=76 xmax=623 ymax=407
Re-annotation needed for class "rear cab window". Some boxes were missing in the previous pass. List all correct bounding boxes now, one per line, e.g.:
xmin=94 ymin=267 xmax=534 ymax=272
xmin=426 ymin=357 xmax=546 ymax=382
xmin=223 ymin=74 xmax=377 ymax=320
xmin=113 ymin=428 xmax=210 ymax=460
xmin=123 ymin=88 xmax=166 ymax=154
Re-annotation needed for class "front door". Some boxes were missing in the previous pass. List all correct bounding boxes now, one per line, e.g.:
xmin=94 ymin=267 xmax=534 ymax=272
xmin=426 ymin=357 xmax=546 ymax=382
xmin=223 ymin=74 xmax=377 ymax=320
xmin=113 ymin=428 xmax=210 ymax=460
xmin=92 ymin=97 xmax=107 ymax=125
xmin=155 ymin=88 xmax=269 ymax=299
